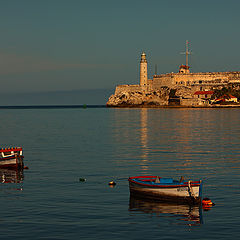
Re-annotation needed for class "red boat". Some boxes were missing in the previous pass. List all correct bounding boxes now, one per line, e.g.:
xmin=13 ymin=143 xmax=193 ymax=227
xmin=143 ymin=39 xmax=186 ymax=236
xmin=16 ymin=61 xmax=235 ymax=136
xmin=0 ymin=147 xmax=24 ymax=169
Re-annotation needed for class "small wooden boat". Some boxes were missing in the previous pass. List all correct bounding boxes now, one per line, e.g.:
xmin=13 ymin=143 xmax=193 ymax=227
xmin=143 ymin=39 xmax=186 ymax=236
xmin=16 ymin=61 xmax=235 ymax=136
xmin=128 ymin=176 xmax=202 ymax=204
xmin=0 ymin=147 xmax=24 ymax=169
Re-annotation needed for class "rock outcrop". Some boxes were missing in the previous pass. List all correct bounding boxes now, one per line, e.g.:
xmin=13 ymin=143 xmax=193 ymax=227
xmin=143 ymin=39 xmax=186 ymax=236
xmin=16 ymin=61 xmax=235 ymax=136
xmin=107 ymin=87 xmax=170 ymax=107
xmin=175 ymin=86 xmax=193 ymax=99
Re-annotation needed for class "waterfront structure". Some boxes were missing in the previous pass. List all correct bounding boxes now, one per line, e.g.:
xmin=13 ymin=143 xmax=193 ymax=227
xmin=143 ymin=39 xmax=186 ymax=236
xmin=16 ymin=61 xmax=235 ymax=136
xmin=140 ymin=52 xmax=148 ymax=86
xmin=115 ymin=51 xmax=240 ymax=95
xmin=152 ymin=42 xmax=240 ymax=90
xmin=108 ymin=43 xmax=240 ymax=106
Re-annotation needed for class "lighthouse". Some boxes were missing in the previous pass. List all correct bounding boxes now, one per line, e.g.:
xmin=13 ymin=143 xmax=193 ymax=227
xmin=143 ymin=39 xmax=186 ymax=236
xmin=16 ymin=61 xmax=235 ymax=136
xmin=140 ymin=52 xmax=148 ymax=86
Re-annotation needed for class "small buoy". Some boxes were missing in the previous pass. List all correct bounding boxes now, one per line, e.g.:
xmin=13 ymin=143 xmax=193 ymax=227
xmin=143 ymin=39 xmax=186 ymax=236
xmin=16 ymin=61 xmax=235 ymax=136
xmin=24 ymin=166 xmax=29 ymax=169
xmin=108 ymin=181 xmax=116 ymax=186
xmin=202 ymin=198 xmax=215 ymax=206
xmin=79 ymin=178 xmax=86 ymax=182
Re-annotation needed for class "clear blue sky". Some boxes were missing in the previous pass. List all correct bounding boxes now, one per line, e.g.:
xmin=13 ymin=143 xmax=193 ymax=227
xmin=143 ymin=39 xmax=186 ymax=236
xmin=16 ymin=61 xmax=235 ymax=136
xmin=1 ymin=0 xmax=240 ymax=93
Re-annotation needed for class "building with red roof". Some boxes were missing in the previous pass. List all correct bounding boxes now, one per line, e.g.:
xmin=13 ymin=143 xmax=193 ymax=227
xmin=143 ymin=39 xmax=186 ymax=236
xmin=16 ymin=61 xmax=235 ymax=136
xmin=194 ymin=91 xmax=214 ymax=99
xmin=213 ymin=94 xmax=238 ymax=103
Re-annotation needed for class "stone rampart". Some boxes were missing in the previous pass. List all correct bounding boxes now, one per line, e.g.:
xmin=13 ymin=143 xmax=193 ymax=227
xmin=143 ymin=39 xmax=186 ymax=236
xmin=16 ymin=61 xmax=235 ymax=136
xmin=153 ymin=71 xmax=240 ymax=88
xmin=114 ymin=85 xmax=143 ymax=94
xmin=180 ymin=98 xmax=208 ymax=106
xmin=107 ymin=70 xmax=240 ymax=107
xmin=152 ymin=74 xmax=175 ymax=89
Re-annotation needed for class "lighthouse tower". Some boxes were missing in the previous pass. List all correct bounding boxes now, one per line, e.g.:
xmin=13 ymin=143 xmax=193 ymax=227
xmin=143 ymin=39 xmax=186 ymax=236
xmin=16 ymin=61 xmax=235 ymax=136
xmin=140 ymin=52 xmax=148 ymax=86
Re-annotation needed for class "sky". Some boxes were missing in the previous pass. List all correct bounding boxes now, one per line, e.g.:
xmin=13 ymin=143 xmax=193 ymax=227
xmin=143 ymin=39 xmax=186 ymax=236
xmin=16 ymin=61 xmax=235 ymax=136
xmin=1 ymin=0 xmax=240 ymax=96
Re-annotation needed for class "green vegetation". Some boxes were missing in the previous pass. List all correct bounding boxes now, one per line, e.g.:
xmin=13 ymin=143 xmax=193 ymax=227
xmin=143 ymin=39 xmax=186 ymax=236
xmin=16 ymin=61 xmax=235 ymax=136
xmin=212 ymin=85 xmax=240 ymax=100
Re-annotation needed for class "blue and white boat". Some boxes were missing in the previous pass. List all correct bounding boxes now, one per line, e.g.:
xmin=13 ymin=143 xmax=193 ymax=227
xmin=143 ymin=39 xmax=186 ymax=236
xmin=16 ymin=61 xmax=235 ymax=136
xmin=128 ymin=176 xmax=202 ymax=204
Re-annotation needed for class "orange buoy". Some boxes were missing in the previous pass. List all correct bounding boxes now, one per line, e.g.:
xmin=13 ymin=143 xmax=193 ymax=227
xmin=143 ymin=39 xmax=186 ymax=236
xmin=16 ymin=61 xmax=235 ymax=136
xmin=202 ymin=198 xmax=215 ymax=206
xmin=108 ymin=181 xmax=116 ymax=186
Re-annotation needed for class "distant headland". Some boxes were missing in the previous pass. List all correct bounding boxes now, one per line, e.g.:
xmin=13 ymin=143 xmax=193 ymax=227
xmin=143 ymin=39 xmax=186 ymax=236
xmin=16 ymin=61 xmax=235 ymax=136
xmin=107 ymin=42 xmax=240 ymax=107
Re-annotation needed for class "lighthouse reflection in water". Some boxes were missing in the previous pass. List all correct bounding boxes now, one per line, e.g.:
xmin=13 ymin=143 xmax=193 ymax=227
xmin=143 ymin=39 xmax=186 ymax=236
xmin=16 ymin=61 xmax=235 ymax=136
xmin=129 ymin=196 xmax=203 ymax=226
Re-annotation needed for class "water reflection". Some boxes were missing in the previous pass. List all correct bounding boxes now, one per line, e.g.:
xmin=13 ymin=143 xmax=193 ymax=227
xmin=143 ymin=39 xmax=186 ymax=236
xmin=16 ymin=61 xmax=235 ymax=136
xmin=129 ymin=196 xmax=203 ymax=226
xmin=112 ymin=108 xmax=240 ymax=178
xmin=140 ymin=109 xmax=149 ymax=171
xmin=0 ymin=168 xmax=24 ymax=184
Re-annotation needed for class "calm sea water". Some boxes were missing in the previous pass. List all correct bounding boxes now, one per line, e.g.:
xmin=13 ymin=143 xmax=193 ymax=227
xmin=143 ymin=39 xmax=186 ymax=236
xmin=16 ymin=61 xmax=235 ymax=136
xmin=0 ymin=107 xmax=239 ymax=239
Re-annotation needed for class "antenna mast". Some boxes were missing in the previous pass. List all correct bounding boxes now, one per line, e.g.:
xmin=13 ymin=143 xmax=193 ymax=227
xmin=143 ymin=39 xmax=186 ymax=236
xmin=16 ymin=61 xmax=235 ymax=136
xmin=185 ymin=40 xmax=190 ymax=67
xmin=180 ymin=40 xmax=191 ymax=67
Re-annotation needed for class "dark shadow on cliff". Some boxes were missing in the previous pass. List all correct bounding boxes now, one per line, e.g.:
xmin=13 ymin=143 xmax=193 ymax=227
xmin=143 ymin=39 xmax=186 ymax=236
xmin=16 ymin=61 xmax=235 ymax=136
xmin=168 ymin=89 xmax=180 ymax=105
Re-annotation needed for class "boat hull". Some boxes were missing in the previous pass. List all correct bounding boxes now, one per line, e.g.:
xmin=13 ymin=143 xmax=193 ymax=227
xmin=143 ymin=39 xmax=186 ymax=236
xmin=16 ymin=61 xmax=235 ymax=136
xmin=0 ymin=155 xmax=24 ymax=169
xmin=0 ymin=147 xmax=24 ymax=169
xmin=129 ymin=176 xmax=202 ymax=205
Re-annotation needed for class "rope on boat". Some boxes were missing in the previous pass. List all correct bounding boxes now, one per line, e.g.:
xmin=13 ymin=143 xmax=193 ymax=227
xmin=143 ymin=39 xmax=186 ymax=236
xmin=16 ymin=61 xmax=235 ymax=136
xmin=188 ymin=180 xmax=195 ymax=198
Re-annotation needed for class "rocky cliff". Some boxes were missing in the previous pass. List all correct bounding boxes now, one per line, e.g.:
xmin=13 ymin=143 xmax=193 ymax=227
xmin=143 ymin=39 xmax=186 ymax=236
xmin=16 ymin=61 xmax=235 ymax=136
xmin=107 ymin=82 xmax=240 ymax=107
xmin=106 ymin=87 xmax=170 ymax=107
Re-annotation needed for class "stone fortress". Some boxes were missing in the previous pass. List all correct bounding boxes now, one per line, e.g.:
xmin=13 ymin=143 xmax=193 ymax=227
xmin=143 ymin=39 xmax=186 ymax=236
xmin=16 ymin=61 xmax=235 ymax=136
xmin=107 ymin=43 xmax=240 ymax=107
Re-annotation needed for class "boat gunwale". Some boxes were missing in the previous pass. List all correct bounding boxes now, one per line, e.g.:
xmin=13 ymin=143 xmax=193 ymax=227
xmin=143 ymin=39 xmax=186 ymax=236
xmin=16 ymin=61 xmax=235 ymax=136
xmin=0 ymin=147 xmax=23 ymax=153
xmin=128 ymin=176 xmax=201 ymax=188
xmin=0 ymin=155 xmax=24 ymax=161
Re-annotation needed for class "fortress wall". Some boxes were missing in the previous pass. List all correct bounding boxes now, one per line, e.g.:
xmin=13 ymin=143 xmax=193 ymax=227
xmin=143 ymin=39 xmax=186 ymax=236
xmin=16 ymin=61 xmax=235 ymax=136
xmin=180 ymin=98 xmax=206 ymax=106
xmin=114 ymin=85 xmax=143 ymax=94
xmin=173 ymin=73 xmax=229 ymax=84
xmin=112 ymin=72 xmax=240 ymax=98
xmin=152 ymin=75 xmax=175 ymax=89
xmin=153 ymin=72 xmax=240 ymax=89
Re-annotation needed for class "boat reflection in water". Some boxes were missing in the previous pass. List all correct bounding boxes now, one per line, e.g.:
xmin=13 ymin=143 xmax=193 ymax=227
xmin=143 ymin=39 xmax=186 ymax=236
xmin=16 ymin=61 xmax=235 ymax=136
xmin=0 ymin=168 xmax=24 ymax=184
xmin=129 ymin=196 xmax=203 ymax=226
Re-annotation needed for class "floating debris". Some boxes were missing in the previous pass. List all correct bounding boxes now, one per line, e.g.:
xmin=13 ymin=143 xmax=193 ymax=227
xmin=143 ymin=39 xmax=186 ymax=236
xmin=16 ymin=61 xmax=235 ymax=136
xmin=79 ymin=178 xmax=86 ymax=182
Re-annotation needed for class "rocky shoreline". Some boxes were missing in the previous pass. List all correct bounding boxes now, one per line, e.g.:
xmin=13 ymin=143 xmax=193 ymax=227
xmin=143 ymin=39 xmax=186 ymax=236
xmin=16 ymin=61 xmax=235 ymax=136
xmin=106 ymin=86 xmax=240 ymax=108
xmin=107 ymin=104 xmax=240 ymax=108
xmin=107 ymin=88 xmax=170 ymax=107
